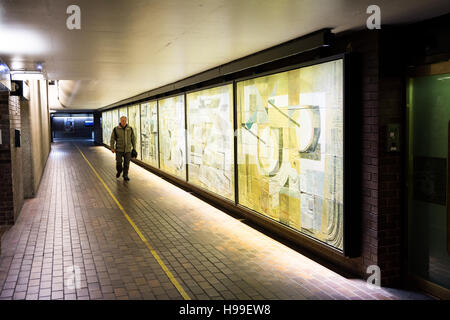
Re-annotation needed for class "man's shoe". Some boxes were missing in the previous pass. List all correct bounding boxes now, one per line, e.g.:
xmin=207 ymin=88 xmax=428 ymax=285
xmin=124 ymin=176 xmax=130 ymax=181
xmin=116 ymin=172 xmax=121 ymax=178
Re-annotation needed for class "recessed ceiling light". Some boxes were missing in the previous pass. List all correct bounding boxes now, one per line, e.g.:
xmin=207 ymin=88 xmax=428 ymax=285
xmin=10 ymin=71 xmax=45 ymax=80
xmin=11 ymin=61 xmax=24 ymax=70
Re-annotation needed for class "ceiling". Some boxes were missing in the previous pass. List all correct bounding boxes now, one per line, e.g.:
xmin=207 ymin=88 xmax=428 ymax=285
xmin=0 ymin=0 xmax=449 ymax=110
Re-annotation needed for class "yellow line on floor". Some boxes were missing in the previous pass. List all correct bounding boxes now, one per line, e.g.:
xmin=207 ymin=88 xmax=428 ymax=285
xmin=75 ymin=144 xmax=191 ymax=300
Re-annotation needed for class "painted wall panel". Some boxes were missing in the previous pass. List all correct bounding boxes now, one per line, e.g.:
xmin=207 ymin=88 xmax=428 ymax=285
xmin=119 ymin=106 xmax=128 ymax=119
xmin=140 ymin=101 xmax=159 ymax=167
xmin=158 ymin=95 xmax=186 ymax=179
xmin=186 ymin=84 xmax=234 ymax=201
xmin=102 ymin=110 xmax=112 ymax=146
xmin=112 ymin=109 xmax=119 ymax=132
xmin=236 ymin=59 xmax=344 ymax=249
xmin=128 ymin=104 xmax=141 ymax=157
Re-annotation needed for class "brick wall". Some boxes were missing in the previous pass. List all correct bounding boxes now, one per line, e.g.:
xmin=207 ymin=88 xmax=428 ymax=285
xmin=332 ymin=29 xmax=405 ymax=286
xmin=0 ymin=88 xmax=24 ymax=225
xmin=377 ymin=28 xmax=407 ymax=286
xmin=0 ymin=89 xmax=13 ymax=226
xmin=0 ymin=81 xmax=51 ymax=226
xmin=357 ymin=32 xmax=382 ymax=280
xmin=328 ymin=30 xmax=382 ymax=280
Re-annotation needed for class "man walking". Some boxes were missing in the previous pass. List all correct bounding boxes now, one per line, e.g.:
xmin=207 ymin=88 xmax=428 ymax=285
xmin=110 ymin=116 xmax=136 ymax=181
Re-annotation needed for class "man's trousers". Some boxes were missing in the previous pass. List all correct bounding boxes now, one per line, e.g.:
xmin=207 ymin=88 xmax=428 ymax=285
xmin=116 ymin=152 xmax=131 ymax=177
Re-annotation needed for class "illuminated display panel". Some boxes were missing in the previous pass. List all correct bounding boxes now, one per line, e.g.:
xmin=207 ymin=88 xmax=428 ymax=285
xmin=102 ymin=110 xmax=112 ymax=146
xmin=186 ymin=84 xmax=234 ymax=201
xmin=140 ymin=101 xmax=159 ymax=167
xmin=101 ymin=111 xmax=104 ymax=143
xmin=111 ymin=109 xmax=119 ymax=130
xmin=236 ymin=59 xmax=344 ymax=250
xmin=158 ymin=95 xmax=186 ymax=179
xmin=119 ymin=107 xmax=128 ymax=119
xmin=127 ymin=104 xmax=141 ymax=157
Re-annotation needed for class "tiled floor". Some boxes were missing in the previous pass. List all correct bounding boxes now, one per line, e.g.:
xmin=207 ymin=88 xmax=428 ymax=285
xmin=0 ymin=141 xmax=432 ymax=300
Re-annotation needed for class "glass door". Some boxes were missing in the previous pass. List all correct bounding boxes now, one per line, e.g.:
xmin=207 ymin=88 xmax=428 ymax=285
xmin=407 ymin=62 xmax=450 ymax=294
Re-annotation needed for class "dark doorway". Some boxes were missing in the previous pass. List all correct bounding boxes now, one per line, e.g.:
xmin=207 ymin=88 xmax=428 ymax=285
xmin=51 ymin=112 xmax=94 ymax=140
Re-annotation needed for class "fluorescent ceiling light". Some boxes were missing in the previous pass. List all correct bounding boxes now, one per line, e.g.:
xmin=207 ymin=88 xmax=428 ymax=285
xmin=11 ymin=71 xmax=45 ymax=80
xmin=0 ymin=27 xmax=48 ymax=55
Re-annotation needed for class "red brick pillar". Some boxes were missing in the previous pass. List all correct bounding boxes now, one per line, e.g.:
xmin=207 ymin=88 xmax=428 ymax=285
xmin=0 ymin=86 xmax=23 ymax=227
xmin=0 ymin=88 xmax=15 ymax=226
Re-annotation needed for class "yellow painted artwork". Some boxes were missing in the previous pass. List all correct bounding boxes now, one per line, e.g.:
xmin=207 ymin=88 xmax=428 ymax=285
xmin=111 ymin=109 xmax=119 ymax=129
xmin=236 ymin=59 xmax=344 ymax=250
xmin=158 ymin=95 xmax=186 ymax=180
xmin=186 ymin=84 xmax=234 ymax=201
xmin=119 ymin=106 xmax=128 ymax=119
xmin=102 ymin=110 xmax=112 ymax=146
xmin=127 ymin=104 xmax=141 ymax=158
xmin=140 ymin=101 xmax=159 ymax=168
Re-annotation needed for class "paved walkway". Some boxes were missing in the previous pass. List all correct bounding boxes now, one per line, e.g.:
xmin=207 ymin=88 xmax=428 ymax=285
xmin=0 ymin=141 xmax=432 ymax=300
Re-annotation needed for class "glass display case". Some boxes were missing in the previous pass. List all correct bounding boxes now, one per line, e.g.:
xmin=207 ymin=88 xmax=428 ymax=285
xmin=119 ymin=106 xmax=128 ymax=119
xmin=140 ymin=101 xmax=159 ymax=167
xmin=127 ymin=104 xmax=141 ymax=158
xmin=236 ymin=59 xmax=344 ymax=250
xmin=158 ymin=95 xmax=186 ymax=180
xmin=102 ymin=110 xmax=112 ymax=146
xmin=186 ymin=84 xmax=235 ymax=201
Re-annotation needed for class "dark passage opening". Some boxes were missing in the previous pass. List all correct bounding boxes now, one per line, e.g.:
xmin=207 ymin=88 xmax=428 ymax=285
xmin=51 ymin=112 xmax=94 ymax=141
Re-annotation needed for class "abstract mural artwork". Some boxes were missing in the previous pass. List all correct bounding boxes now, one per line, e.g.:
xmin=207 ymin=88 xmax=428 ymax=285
xmin=111 ymin=109 xmax=119 ymax=130
xmin=119 ymin=106 xmax=128 ymax=119
xmin=127 ymin=104 xmax=141 ymax=157
xmin=158 ymin=95 xmax=186 ymax=179
xmin=140 ymin=101 xmax=159 ymax=167
xmin=102 ymin=110 xmax=112 ymax=146
xmin=236 ymin=59 xmax=344 ymax=249
xmin=186 ymin=84 xmax=234 ymax=200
